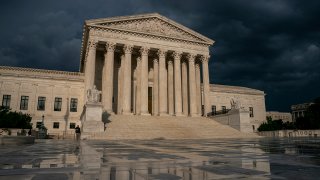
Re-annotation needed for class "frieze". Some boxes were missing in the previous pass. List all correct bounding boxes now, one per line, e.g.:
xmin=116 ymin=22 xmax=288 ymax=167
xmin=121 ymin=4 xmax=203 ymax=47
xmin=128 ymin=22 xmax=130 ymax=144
xmin=89 ymin=29 xmax=128 ymax=40
xmin=89 ymin=28 xmax=209 ymax=53
xmin=99 ymin=18 xmax=203 ymax=42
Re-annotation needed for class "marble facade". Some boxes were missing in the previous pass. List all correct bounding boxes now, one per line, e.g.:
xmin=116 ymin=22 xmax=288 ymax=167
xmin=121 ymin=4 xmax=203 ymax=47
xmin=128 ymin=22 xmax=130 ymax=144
xmin=0 ymin=13 xmax=266 ymax=135
xmin=81 ymin=13 xmax=213 ymax=117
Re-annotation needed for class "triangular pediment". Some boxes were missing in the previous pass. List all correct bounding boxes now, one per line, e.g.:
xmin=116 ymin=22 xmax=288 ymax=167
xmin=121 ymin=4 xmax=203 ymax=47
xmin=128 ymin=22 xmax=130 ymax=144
xmin=86 ymin=13 xmax=214 ymax=44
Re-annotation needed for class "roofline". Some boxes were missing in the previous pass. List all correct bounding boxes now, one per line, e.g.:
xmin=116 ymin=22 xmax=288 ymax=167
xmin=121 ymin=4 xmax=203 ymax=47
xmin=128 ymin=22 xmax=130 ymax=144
xmin=85 ymin=13 xmax=214 ymax=44
xmin=210 ymin=84 xmax=265 ymax=95
xmin=80 ymin=13 xmax=215 ymax=71
xmin=0 ymin=66 xmax=83 ymax=76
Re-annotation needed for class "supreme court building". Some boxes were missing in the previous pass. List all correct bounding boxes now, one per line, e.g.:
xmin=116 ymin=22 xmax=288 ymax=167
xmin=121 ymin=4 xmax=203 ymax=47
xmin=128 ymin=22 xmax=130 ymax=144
xmin=0 ymin=14 xmax=266 ymax=135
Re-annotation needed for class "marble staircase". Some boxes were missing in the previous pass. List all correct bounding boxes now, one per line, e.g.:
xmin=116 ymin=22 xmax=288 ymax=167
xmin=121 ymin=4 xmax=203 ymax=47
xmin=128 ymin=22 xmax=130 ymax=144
xmin=82 ymin=115 xmax=258 ymax=140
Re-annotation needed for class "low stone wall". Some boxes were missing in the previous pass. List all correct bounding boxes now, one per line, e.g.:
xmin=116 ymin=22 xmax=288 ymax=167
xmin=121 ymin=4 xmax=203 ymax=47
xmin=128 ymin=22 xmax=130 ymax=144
xmin=258 ymin=130 xmax=320 ymax=137
xmin=0 ymin=136 xmax=35 ymax=145
xmin=213 ymin=109 xmax=252 ymax=133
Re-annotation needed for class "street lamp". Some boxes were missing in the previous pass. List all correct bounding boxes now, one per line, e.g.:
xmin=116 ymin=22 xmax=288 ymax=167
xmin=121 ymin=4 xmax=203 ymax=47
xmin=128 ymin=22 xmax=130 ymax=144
xmin=42 ymin=115 xmax=45 ymax=125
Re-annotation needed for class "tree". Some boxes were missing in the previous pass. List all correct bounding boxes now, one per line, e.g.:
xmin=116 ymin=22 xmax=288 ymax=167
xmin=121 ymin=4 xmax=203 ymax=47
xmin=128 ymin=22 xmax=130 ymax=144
xmin=258 ymin=117 xmax=295 ymax=131
xmin=295 ymin=97 xmax=320 ymax=130
xmin=0 ymin=106 xmax=32 ymax=129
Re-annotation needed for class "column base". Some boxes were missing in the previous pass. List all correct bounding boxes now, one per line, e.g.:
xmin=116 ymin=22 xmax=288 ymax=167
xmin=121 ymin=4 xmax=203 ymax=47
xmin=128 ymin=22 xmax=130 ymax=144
xmin=189 ymin=113 xmax=201 ymax=117
xmin=175 ymin=113 xmax=185 ymax=117
xmin=141 ymin=112 xmax=151 ymax=116
xmin=159 ymin=113 xmax=170 ymax=116
xmin=122 ymin=112 xmax=133 ymax=115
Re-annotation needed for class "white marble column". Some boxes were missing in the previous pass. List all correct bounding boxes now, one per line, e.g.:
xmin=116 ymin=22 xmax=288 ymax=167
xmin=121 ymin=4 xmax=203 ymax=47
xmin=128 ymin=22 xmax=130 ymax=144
xmin=158 ymin=49 xmax=168 ymax=115
xmin=102 ymin=42 xmax=116 ymax=113
xmin=140 ymin=47 xmax=150 ymax=115
xmin=181 ymin=59 xmax=189 ymax=116
xmin=173 ymin=51 xmax=182 ymax=116
xmin=117 ymin=55 xmax=124 ymax=114
xmin=187 ymin=54 xmax=197 ymax=116
xmin=201 ymin=55 xmax=210 ymax=116
xmin=195 ymin=62 xmax=202 ymax=115
xmin=84 ymin=40 xmax=98 ymax=96
xmin=122 ymin=45 xmax=133 ymax=114
xmin=168 ymin=59 xmax=174 ymax=115
xmin=135 ymin=57 xmax=141 ymax=115
xmin=153 ymin=58 xmax=159 ymax=116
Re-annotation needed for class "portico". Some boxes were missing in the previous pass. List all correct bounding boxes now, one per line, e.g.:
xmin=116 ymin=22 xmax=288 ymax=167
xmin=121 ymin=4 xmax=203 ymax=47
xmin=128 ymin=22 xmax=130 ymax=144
xmin=80 ymin=13 xmax=214 ymax=117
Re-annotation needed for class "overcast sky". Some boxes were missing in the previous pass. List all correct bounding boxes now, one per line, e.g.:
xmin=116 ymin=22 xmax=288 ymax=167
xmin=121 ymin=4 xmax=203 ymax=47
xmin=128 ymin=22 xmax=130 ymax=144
xmin=0 ymin=0 xmax=319 ymax=111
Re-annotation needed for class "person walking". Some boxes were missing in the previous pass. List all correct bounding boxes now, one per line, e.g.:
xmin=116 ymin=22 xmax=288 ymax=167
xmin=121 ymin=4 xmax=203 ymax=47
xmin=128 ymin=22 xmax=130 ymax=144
xmin=75 ymin=125 xmax=81 ymax=141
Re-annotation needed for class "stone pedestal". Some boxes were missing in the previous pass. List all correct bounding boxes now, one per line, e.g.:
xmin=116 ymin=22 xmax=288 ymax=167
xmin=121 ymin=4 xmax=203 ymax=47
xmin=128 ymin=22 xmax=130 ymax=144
xmin=82 ymin=102 xmax=104 ymax=133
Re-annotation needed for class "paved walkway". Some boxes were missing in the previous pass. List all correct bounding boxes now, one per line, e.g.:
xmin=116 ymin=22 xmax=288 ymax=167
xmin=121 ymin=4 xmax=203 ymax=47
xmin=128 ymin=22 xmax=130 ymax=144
xmin=0 ymin=138 xmax=320 ymax=179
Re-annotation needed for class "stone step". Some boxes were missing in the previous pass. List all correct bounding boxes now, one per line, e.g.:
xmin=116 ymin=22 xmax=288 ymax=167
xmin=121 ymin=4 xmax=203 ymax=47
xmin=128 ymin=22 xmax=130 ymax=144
xmin=82 ymin=115 xmax=257 ymax=140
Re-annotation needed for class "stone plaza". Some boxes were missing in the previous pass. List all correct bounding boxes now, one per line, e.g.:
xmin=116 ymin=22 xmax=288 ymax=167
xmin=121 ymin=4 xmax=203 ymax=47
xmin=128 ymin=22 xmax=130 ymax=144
xmin=1 ymin=138 xmax=320 ymax=180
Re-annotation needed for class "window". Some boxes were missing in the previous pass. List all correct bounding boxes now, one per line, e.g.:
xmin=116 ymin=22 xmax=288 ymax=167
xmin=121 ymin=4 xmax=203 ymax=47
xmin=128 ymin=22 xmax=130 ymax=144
xmin=53 ymin=122 xmax=59 ymax=129
xmin=69 ymin=123 xmax=76 ymax=129
xmin=211 ymin=105 xmax=216 ymax=115
xmin=249 ymin=107 xmax=254 ymax=117
xmin=222 ymin=106 xmax=226 ymax=113
xmin=37 ymin=97 xmax=46 ymax=111
xmin=36 ymin=122 xmax=42 ymax=128
xmin=54 ymin=97 xmax=62 ymax=111
xmin=20 ymin=96 xmax=29 ymax=110
xmin=70 ymin=98 xmax=78 ymax=112
xmin=2 ymin=95 xmax=11 ymax=108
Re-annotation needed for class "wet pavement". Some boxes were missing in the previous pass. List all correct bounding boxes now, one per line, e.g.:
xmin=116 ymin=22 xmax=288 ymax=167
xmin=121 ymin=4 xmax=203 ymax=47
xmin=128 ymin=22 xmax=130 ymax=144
xmin=0 ymin=138 xmax=320 ymax=179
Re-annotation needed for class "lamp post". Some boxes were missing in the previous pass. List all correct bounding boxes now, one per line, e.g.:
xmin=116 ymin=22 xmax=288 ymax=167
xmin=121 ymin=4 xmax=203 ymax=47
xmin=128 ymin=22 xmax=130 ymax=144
xmin=39 ymin=114 xmax=47 ymax=139
xmin=41 ymin=115 xmax=45 ymax=126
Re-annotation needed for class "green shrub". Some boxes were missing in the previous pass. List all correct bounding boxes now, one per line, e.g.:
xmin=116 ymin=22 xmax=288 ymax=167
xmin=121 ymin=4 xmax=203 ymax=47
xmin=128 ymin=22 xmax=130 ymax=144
xmin=0 ymin=106 xmax=32 ymax=129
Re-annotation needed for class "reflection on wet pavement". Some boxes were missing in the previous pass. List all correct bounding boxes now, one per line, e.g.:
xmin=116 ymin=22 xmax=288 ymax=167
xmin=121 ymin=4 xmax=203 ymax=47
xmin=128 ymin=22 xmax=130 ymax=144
xmin=0 ymin=138 xmax=320 ymax=179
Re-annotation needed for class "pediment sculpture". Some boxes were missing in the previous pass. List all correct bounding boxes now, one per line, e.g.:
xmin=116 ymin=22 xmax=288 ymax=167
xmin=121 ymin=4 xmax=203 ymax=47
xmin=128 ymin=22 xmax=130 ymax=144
xmin=99 ymin=18 xmax=204 ymax=42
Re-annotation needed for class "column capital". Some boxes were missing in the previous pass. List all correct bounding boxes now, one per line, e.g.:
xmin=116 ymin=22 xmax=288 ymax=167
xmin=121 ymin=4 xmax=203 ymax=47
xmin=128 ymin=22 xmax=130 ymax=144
xmin=124 ymin=45 xmax=134 ymax=54
xmin=140 ymin=46 xmax=150 ymax=56
xmin=195 ymin=62 xmax=201 ymax=70
xmin=172 ymin=51 xmax=182 ymax=60
xmin=186 ymin=53 xmax=197 ymax=63
xmin=105 ymin=42 xmax=116 ymax=52
xmin=167 ymin=59 xmax=173 ymax=66
xmin=88 ymin=40 xmax=98 ymax=50
xmin=200 ymin=55 xmax=210 ymax=63
xmin=157 ymin=49 xmax=167 ymax=58
xmin=153 ymin=58 xmax=159 ymax=64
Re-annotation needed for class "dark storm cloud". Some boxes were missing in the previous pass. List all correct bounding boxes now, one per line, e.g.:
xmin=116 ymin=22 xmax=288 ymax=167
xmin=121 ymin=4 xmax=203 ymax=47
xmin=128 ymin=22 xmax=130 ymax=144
xmin=0 ymin=0 xmax=319 ymax=111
